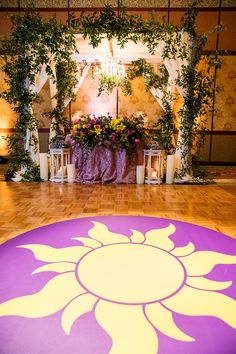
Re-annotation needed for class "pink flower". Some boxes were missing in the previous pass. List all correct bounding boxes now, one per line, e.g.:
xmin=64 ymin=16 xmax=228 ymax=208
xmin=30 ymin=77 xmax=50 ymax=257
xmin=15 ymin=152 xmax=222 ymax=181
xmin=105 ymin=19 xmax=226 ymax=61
xmin=111 ymin=132 xmax=117 ymax=141
xmin=135 ymin=138 xmax=140 ymax=144
xmin=103 ymin=140 xmax=110 ymax=146
xmin=86 ymin=123 xmax=91 ymax=129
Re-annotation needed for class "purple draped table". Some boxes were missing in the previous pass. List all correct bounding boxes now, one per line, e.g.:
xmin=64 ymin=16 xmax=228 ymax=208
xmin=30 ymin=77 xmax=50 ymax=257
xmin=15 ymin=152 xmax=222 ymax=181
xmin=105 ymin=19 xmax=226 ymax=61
xmin=65 ymin=135 xmax=143 ymax=184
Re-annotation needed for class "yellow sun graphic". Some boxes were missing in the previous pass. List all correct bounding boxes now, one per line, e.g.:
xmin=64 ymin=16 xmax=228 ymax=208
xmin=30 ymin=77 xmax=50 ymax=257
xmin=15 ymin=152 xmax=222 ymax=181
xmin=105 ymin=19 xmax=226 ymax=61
xmin=1 ymin=221 xmax=236 ymax=354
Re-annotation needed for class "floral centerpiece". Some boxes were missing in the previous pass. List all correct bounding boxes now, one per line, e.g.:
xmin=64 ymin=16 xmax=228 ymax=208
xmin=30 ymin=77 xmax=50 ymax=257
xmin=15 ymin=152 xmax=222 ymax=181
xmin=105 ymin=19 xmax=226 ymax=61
xmin=71 ymin=114 xmax=147 ymax=151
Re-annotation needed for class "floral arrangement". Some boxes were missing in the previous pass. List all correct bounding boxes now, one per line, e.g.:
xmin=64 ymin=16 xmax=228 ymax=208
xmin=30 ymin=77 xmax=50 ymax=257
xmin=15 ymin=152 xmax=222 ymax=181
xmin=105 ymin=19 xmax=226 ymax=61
xmin=71 ymin=113 xmax=147 ymax=151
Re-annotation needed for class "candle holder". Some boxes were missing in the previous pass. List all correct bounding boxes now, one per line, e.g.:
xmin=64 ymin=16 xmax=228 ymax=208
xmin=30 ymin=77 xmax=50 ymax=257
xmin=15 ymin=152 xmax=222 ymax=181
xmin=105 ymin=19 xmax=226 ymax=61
xmin=144 ymin=149 xmax=165 ymax=184
xmin=50 ymin=147 xmax=71 ymax=183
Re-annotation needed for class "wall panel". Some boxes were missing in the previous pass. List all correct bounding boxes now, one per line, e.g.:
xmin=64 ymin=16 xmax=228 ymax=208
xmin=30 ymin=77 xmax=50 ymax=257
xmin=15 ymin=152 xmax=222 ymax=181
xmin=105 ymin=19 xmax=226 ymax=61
xmin=219 ymin=12 xmax=236 ymax=51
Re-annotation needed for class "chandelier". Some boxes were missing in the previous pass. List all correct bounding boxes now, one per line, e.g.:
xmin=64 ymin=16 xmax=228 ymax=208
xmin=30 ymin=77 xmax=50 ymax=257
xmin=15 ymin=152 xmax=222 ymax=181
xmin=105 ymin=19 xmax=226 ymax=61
xmin=94 ymin=0 xmax=126 ymax=94
xmin=94 ymin=56 xmax=126 ymax=96
xmin=95 ymin=56 xmax=125 ymax=81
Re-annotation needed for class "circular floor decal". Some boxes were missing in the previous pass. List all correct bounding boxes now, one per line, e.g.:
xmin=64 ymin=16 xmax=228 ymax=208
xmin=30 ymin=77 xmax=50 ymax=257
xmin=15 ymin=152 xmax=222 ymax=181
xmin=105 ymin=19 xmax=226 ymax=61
xmin=0 ymin=216 xmax=236 ymax=354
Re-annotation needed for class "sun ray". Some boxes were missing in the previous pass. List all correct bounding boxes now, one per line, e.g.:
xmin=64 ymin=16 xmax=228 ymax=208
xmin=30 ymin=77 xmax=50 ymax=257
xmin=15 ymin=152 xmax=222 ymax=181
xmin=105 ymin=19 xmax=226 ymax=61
xmin=186 ymin=276 xmax=232 ymax=291
xmin=162 ymin=285 xmax=236 ymax=329
xmin=180 ymin=251 xmax=236 ymax=276
xmin=88 ymin=221 xmax=130 ymax=245
xmin=72 ymin=237 xmax=102 ymax=249
xmin=130 ymin=229 xmax=145 ymax=244
xmin=32 ymin=262 xmax=76 ymax=274
xmin=17 ymin=244 xmax=90 ymax=263
xmin=144 ymin=224 xmax=175 ymax=251
xmin=0 ymin=273 xmax=85 ymax=318
xmin=61 ymin=293 xmax=97 ymax=335
xmin=95 ymin=300 xmax=158 ymax=354
xmin=171 ymin=242 xmax=195 ymax=257
xmin=145 ymin=302 xmax=194 ymax=342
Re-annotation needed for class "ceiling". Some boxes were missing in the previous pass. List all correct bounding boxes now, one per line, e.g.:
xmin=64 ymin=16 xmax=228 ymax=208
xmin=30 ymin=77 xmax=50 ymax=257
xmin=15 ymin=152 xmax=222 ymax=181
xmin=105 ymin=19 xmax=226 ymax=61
xmin=73 ymin=35 xmax=161 ymax=64
xmin=0 ymin=0 xmax=235 ymax=8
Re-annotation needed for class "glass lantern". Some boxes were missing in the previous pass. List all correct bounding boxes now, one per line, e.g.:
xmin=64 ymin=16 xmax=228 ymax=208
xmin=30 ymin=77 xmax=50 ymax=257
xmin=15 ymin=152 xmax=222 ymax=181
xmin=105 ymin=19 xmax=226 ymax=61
xmin=144 ymin=149 xmax=165 ymax=184
xmin=50 ymin=147 xmax=71 ymax=183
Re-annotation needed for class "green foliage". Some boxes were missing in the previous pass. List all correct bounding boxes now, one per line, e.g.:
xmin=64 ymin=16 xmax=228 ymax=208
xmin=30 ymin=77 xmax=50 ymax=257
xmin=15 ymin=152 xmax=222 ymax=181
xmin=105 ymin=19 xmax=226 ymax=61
xmin=175 ymin=14 xmax=221 ymax=177
xmin=154 ymin=94 xmax=176 ymax=155
xmin=0 ymin=7 xmax=78 ymax=180
xmin=21 ymin=163 xmax=41 ymax=182
xmin=127 ymin=60 xmax=175 ymax=154
xmin=96 ymin=71 xmax=126 ymax=96
xmin=126 ymin=59 xmax=168 ymax=90
xmin=0 ymin=1 xmax=221 ymax=182
xmin=48 ymin=58 xmax=78 ymax=140
xmin=78 ymin=4 xmax=143 ymax=48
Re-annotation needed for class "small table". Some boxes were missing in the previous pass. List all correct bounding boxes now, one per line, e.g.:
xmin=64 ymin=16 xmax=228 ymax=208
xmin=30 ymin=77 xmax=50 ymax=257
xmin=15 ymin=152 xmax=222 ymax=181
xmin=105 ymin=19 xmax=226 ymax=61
xmin=144 ymin=149 xmax=165 ymax=184
xmin=50 ymin=148 xmax=71 ymax=183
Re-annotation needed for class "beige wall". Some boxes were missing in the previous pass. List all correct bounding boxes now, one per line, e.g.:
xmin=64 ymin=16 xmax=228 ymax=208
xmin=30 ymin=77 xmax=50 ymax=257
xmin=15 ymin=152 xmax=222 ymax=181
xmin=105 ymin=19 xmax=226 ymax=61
xmin=214 ymin=56 xmax=236 ymax=131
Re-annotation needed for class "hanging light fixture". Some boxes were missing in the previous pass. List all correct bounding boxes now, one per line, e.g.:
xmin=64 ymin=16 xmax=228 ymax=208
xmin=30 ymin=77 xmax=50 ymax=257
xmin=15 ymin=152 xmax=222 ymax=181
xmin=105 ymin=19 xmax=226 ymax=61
xmin=94 ymin=0 xmax=125 ymax=87
xmin=95 ymin=56 xmax=125 ymax=81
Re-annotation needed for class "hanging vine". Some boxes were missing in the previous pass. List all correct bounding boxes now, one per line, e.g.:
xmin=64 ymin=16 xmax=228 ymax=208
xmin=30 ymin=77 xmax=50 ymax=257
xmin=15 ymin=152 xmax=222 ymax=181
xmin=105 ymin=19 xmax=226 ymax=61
xmin=174 ymin=2 xmax=222 ymax=178
xmin=45 ymin=14 xmax=79 ymax=140
xmin=0 ymin=9 xmax=78 ymax=180
xmin=0 ymin=10 xmax=50 ymax=181
xmin=48 ymin=59 xmax=78 ymax=138
xmin=125 ymin=59 xmax=175 ymax=154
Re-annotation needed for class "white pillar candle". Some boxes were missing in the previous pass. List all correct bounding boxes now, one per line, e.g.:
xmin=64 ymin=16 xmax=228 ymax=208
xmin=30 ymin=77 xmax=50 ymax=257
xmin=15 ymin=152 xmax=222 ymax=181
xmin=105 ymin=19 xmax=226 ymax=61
xmin=152 ymin=170 xmax=157 ymax=179
xmin=39 ymin=153 xmax=48 ymax=181
xmin=136 ymin=165 xmax=145 ymax=184
xmin=147 ymin=167 xmax=153 ymax=179
xmin=67 ymin=164 xmax=76 ymax=183
xmin=166 ymin=154 xmax=175 ymax=184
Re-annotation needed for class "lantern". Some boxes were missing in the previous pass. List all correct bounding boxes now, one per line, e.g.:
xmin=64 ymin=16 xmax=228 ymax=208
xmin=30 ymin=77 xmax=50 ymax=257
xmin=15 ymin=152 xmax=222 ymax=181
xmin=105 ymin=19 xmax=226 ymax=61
xmin=144 ymin=149 xmax=165 ymax=184
xmin=50 ymin=147 xmax=71 ymax=183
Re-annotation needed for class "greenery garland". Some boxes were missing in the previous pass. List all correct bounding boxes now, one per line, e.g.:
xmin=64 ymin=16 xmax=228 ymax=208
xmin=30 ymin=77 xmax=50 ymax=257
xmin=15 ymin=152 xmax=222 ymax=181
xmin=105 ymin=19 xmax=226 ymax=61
xmin=0 ymin=9 xmax=78 ymax=180
xmin=155 ymin=94 xmax=176 ymax=155
xmin=0 ymin=1 xmax=221 ymax=182
xmin=46 ymin=14 xmax=79 ymax=141
xmin=125 ymin=59 xmax=175 ymax=154
xmin=47 ymin=54 xmax=78 ymax=140
xmin=174 ymin=3 xmax=222 ymax=178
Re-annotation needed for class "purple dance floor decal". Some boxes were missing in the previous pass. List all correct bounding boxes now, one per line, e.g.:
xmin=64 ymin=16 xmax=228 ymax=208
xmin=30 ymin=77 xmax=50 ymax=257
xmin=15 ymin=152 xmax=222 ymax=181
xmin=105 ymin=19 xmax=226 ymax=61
xmin=0 ymin=216 xmax=236 ymax=354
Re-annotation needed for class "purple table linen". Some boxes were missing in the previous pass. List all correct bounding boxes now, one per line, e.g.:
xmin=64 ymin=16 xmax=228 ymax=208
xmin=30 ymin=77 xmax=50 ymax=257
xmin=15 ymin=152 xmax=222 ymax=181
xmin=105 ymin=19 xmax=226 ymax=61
xmin=69 ymin=140 xmax=137 ymax=183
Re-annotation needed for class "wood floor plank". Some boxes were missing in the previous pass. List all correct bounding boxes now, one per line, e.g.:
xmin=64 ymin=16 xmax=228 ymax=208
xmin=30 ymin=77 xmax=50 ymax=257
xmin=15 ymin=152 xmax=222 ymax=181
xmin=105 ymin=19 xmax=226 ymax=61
xmin=0 ymin=181 xmax=235 ymax=245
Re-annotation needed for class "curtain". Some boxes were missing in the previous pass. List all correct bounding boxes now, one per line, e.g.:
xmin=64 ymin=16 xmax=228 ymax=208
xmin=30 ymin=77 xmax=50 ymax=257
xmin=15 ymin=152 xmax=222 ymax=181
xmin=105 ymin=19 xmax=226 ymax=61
xmin=49 ymin=62 xmax=91 ymax=142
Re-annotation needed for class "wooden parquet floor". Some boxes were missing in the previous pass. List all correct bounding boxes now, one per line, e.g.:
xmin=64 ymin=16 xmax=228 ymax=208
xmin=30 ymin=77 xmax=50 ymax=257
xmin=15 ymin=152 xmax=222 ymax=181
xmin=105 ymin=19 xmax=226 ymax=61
xmin=0 ymin=181 xmax=236 ymax=245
